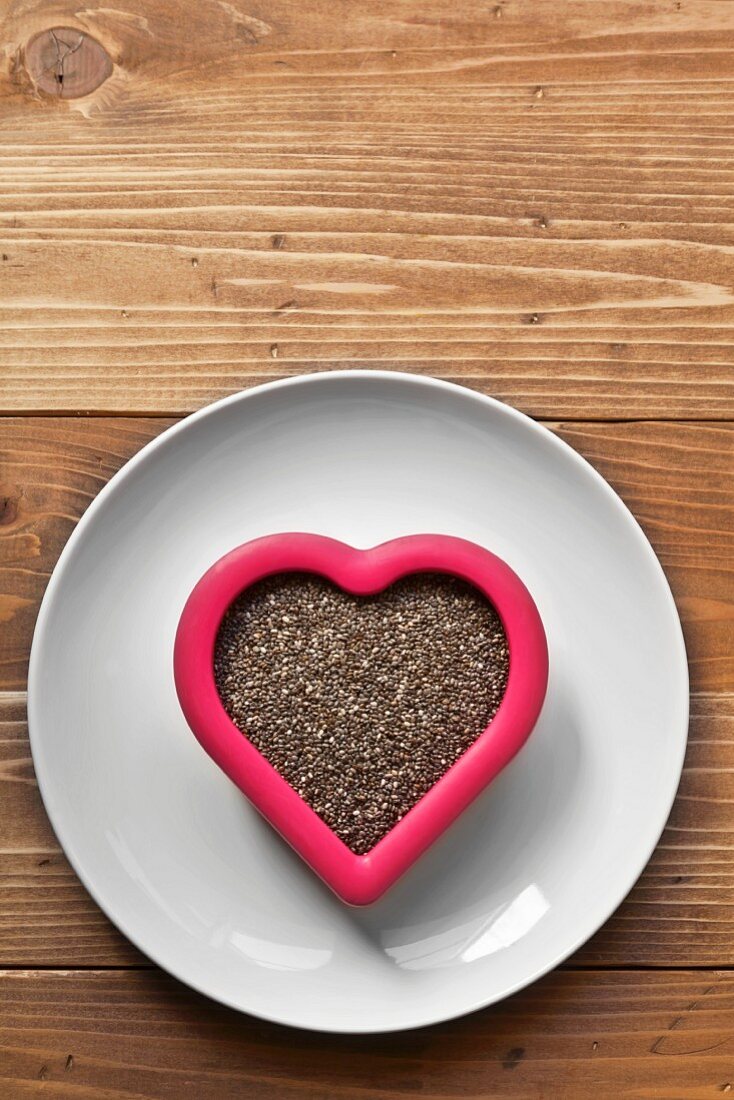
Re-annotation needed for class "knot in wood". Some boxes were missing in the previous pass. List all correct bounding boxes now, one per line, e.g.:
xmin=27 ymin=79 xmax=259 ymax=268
xmin=24 ymin=27 xmax=112 ymax=99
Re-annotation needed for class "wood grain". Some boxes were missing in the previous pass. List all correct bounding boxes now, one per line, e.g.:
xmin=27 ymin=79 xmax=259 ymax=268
xmin=557 ymin=421 xmax=734 ymax=695
xmin=0 ymin=692 xmax=142 ymax=967
xmin=3 ymin=968 xmax=734 ymax=1098
xmin=0 ymin=691 xmax=732 ymax=969
xmin=1 ymin=417 xmax=730 ymax=691
xmin=1 ymin=1 xmax=734 ymax=416
xmin=578 ymin=693 xmax=734 ymax=967
xmin=0 ymin=417 xmax=173 ymax=689
xmin=2 ymin=0 xmax=734 ymax=1086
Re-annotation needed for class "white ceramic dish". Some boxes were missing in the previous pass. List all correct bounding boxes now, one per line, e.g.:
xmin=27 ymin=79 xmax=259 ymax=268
xmin=28 ymin=371 xmax=688 ymax=1033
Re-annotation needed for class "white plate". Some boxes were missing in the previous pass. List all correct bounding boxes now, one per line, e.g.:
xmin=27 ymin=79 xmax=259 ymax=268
xmin=28 ymin=372 xmax=688 ymax=1033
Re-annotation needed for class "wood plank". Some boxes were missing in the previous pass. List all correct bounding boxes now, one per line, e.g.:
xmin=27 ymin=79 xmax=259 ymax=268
xmin=0 ymin=415 xmax=730 ymax=966
xmin=0 ymin=693 xmax=141 ymax=967
xmin=2 ymin=692 xmax=734 ymax=969
xmin=1 ymin=417 xmax=730 ymax=692
xmin=3 ymin=968 xmax=734 ymax=1098
xmin=578 ymin=694 xmax=734 ymax=967
xmin=556 ymin=421 xmax=734 ymax=695
xmin=1 ymin=1 xmax=734 ymax=416
xmin=0 ymin=417 xmax=173 ymax=690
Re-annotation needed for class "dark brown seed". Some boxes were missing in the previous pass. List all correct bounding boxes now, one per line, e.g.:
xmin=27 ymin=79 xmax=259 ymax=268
xmin=214 ymin=573 xmax=509 ymax=855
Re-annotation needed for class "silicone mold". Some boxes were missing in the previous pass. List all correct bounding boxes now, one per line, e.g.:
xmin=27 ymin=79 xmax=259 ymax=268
xmin=174 ymin=534 xmax=548 ymax=905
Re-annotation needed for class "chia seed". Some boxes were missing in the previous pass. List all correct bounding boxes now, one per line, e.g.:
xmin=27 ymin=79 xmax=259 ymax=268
xmin=214 ymin=572 xmax=509 ymax=855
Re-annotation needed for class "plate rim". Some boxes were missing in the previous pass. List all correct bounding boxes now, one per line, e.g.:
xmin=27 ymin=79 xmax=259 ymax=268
xmin=27 ymin=370 xmax=690 ymax=1032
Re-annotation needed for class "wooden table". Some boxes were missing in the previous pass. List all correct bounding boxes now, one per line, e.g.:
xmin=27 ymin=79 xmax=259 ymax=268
xmin=1 ymin=1 xmax=732 ymax=1095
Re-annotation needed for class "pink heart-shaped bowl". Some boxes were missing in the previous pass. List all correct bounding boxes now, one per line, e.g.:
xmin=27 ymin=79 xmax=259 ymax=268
xmin=174 ymin=533 xmax=548 ymax=905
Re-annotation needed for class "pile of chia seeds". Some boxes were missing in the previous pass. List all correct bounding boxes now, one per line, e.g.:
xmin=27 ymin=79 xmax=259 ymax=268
xmin=214 ymin=572 xmax=509 ymax=855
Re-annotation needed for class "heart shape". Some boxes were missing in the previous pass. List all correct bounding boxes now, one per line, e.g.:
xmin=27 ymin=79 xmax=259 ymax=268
xmin=213 ymin=570 xmax=510 ymax=856
xmin=174 ymin=534 xmax=548 ymax=905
